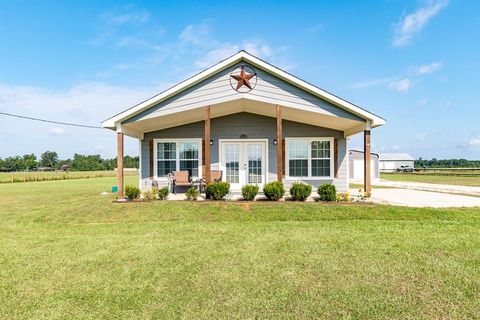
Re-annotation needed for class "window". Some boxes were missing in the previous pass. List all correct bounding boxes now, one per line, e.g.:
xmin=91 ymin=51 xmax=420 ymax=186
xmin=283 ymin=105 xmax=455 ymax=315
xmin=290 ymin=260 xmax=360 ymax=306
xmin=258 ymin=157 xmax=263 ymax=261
xmin=157 ymin=142 xmax=176 ymax=177
xmin=288 ymin=140 xmax=308 ymax=177
xmin=155 ymin=140 xmax=201 ymax=178
xmin=286 ymin=138 xmax=333 ymax=178
xmin=179 ymin=141 xmax=199 ymax=178
xmin=311 ymin=141 xmax=330 ymax=177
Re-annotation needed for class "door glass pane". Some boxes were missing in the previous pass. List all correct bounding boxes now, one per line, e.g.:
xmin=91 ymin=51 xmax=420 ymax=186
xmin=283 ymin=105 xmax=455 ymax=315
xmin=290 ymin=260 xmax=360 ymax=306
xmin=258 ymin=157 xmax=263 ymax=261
xmin=225 ymin=144 xmax=239 ymax=184
xmin=247 ymin=144 xmax=262 ymax=184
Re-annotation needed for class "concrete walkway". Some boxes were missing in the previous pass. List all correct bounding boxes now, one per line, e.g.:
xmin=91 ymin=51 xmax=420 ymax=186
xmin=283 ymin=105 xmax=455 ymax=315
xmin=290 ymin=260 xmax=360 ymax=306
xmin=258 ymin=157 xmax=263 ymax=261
xmin=373 ymin=179 xmax=480 ymax=196
xmin=369 ymin=188 xmax=480 ymax=208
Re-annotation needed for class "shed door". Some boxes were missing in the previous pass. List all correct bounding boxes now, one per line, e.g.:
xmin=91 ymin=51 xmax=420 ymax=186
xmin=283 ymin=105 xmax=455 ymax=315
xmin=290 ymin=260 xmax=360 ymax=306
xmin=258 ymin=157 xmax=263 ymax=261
xmin=353 ymin=159 xmax=375 ymax=180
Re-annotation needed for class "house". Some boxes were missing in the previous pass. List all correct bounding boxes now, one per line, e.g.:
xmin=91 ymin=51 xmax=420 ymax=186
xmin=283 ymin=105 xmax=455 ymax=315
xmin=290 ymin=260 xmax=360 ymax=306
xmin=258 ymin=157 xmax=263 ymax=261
xmin=349 ymin=150 xmax=380 ymax=182
xmin=379 ymin=153 xmax=415 ymax=172
xmin=102 ymin=51 xmax=385 ymax=198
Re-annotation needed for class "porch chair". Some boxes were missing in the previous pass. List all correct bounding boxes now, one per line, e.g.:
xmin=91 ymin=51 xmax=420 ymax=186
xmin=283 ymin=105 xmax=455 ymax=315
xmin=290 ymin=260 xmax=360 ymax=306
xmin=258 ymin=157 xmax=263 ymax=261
xmin=199 ymin=170 xmax=223 ymax=193
xmin=171 ymin=171 xmax=192 ymax=194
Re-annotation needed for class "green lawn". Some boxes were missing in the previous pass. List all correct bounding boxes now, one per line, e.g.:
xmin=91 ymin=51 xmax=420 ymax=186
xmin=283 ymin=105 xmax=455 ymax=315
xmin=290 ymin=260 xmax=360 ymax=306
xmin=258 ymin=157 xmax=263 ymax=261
xmin=1 ymin=177 xmax=479 ymax=319
xmin=381 ymin=173 xmax=480 ymax=187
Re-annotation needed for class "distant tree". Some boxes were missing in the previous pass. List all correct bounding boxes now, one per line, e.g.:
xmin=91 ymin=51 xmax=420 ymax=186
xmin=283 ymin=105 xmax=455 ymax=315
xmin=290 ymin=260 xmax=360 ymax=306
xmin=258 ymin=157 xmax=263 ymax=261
xmin=23 ymin=154 xmax=37 ymax=171
xmin=124 ymin=156 xmax=139 ymax=169
xmin=3 ymin=156 xmax=24 ymax=171
xmin=414 ymin=158 xmax=480 ymax=168
xmin=71 ymin=154 xmax=104 ymax=171
xmin=40 ymin=151 xmax=59 ymax=169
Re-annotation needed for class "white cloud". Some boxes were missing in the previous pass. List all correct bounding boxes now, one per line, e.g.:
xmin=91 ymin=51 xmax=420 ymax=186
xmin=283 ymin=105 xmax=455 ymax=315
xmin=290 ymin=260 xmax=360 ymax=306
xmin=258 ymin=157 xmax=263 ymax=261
xmin=393 ymin=0 xmax=448 ymax=47
xmin=467 ymin=131 xmax=480 ymax=147
xmin=49 ymin=127 xmax=65 ymax=136
xmin=418 ymin=98 xmax=428 ymax=106
xmin=179 ymin=23 xmax=214 ymax=47
xmin=351 ymin=77 xmax=397 ymax=89
xmin=101 ymin=10 xmax=150 ymax=25
xmin=306 ymin=23 xmax=325 ymax=33
xmin=389 ymin=78 xmax=411 ymax=92
xmin=409 ymin=62 xmax=443 ymax=75
xmin=416 ymin=133 xmax=427 ymax=141
xmin=195 ymin=39 xmax=277 ymax=69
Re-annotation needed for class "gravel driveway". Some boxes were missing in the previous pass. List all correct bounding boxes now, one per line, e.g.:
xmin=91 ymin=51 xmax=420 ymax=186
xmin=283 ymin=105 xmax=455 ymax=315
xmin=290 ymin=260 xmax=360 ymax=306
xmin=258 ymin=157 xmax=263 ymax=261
xmin=373 ymin=180 xmax=480 ymax=196
xmin=369 ymin=188 xmax=480 ymax=208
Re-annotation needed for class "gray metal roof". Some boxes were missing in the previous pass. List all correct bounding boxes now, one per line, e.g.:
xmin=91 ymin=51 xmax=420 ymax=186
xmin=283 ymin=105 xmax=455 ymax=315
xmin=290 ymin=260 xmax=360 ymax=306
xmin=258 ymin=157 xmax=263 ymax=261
xmin=379 ymin=153 xmax=415 ymax=161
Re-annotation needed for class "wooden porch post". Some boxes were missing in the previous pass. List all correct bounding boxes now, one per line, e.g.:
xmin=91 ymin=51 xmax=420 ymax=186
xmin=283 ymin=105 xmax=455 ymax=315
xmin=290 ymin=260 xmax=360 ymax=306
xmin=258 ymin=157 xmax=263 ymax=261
xmin=117 ymin=131 xmax=125 ymax=199
xmin=276 ymin=105 xmax=283 ymax=182
xmin=364 ymin=128 xmax=371 ymax=197
xmin=204 ymin=106 xmax=211 ymax=183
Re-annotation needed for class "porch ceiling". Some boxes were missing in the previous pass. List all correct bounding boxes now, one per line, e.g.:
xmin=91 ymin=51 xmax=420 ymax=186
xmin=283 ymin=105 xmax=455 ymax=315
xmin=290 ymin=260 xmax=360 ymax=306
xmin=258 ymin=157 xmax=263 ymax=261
xmin=121 ymin=98 xmax=366 ymax=138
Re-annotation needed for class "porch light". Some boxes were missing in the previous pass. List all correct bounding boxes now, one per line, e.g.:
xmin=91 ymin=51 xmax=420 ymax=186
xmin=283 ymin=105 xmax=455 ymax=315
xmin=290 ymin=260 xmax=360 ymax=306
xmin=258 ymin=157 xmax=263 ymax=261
xmin=210 ymin=139 xmax=213 ymax=145
xmin=273 ymin=139 xmax=277 ymax=145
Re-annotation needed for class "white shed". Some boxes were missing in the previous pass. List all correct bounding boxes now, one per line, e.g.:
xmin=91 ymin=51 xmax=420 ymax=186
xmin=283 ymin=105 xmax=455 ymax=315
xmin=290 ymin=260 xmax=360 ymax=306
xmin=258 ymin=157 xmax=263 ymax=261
xmin=379 ymin=153 xmax=415 ymax=172
xmin=349 ymin=150 xmax=380 ymax=182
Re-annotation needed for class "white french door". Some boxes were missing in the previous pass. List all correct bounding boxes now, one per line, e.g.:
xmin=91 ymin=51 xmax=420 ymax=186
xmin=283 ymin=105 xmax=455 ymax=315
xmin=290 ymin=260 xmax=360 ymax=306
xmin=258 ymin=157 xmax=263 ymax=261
xmin=220 ymin=140 xmax=267 ymax=190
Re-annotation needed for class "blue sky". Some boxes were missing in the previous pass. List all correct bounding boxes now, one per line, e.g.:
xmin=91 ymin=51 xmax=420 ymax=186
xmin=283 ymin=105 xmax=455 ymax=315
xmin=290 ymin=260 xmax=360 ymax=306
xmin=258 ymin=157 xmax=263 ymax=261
xmin=0 ymin=0 xmax=479 ymax=159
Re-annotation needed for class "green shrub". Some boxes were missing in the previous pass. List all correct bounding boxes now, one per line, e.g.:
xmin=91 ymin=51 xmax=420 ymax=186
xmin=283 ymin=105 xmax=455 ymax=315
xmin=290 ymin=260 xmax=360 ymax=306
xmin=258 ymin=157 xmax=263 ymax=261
xmin=317 ymin=183 xmax=336 ymax=202
xmin=142 ymin=190 xmax=154 ymax=201
xmin=289 ymin=182 xmax=312 ymax=201
xmin=263 ymin=181 xmax=285 ymax=201
xmin=241 ymin=184 xmax=259 ymax=201
xmin=336 ymin=192 xmax=350 ymax=202
xmin=186 ymin=187 xmax=199 ymax=201
xmin=157 ymin=186 xmax=169 ymax=200
xmin=125 ymin=185 xmax=140 ymax=200
xmin=205 ymin=182 xmax=230 ymax=200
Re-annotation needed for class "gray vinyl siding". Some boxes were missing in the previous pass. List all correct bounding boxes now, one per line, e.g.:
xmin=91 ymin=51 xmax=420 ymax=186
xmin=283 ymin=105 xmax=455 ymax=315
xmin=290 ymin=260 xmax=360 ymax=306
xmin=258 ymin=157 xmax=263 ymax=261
xmin=140 ymin=112 xmax=348 ymax=192
xmin=125 ymin=62 xmax=363 ymax=124
xmin=348 ymin=150 xmax=379 ymax=180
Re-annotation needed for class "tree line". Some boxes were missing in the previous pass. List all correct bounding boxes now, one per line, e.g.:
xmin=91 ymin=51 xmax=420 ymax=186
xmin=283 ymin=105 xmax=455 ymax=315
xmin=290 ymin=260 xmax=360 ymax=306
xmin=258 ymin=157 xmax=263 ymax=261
xmin=415 ymin=158 xmax=480 ymax=168
xmin=0 ymin=151 xmax=139 ymax=172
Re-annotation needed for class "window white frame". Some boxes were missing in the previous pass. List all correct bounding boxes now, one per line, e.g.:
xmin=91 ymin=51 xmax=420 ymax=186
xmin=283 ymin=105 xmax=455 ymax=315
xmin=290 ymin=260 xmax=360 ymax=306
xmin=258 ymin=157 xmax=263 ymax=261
xmin=153 ymin=138 xmax=203 ymax=180
xmin=285 ymin=137 xmax=334 ymax=180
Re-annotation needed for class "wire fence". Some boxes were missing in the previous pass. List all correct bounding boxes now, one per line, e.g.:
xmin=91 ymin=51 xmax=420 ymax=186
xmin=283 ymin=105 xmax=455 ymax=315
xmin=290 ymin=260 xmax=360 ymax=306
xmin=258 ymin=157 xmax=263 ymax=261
xmin=0 ymin=170 xmax=138 ymax=184
xmin=381 ymin=168 xmax=480 ymax=176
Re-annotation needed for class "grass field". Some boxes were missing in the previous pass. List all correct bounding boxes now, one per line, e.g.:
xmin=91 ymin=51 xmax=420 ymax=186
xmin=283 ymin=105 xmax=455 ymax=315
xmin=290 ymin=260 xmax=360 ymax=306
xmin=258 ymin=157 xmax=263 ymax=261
xmin=380 ymin=172 xmax=480 ymax=187
xmin=0 ymin=170 xmax=137 ymax=183
xmin=1 ymin=177 xmax=479 ymax=319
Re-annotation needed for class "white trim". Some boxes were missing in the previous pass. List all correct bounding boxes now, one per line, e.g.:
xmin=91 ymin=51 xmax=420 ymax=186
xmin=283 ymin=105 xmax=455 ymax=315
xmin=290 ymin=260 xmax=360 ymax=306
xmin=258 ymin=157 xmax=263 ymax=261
xmin=102 ymin=51 xmax=385 ymax=129
xmin=346 ymin=138 xmax=350 ymax=186
xmin=153 ymin=138 xmax=203 ymax=181
xmin=285 ymin=137 xmax=335 ymax=180
xmin=218 ymin=139 xmax=269 ymax=188
xmin=138 ymin=139 xmax=142 ymax=190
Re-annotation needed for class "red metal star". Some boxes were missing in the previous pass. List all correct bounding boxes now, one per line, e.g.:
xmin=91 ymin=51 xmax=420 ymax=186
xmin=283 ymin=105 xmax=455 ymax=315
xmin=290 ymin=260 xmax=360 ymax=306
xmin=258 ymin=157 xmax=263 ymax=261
xmin=230 ymin=66 xmax=255 ymax=90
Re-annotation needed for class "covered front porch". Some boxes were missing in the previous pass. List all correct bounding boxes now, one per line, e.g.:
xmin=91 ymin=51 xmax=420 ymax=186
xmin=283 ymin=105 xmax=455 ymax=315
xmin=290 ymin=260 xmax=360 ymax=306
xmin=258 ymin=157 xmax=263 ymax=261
xmin=114 ymin=101 xmax=374 ymax=198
